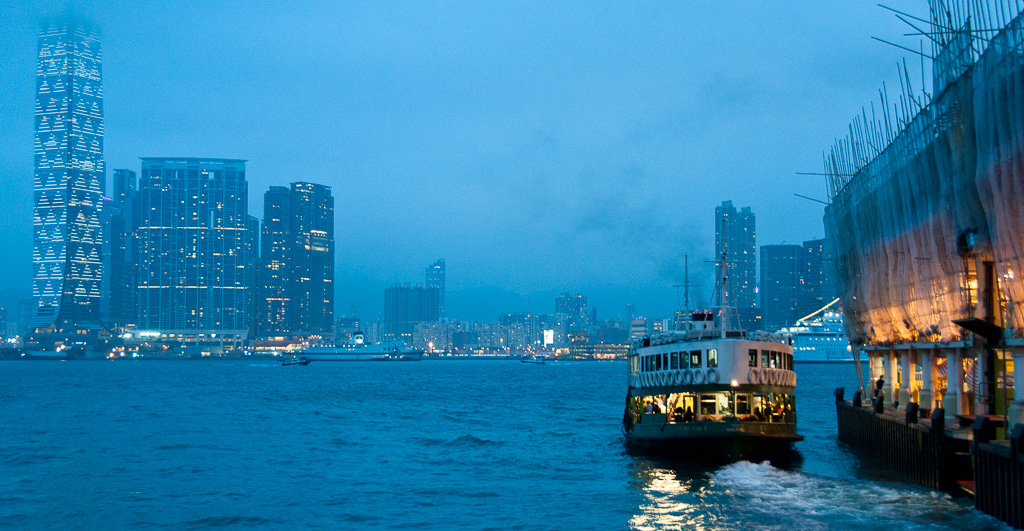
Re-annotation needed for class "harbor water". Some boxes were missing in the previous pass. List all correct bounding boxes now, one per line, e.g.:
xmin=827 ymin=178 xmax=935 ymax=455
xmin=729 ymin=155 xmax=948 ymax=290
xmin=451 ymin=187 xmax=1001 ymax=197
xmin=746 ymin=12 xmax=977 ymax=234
xmin=0 ymin=360 xmax=1009 ymax=530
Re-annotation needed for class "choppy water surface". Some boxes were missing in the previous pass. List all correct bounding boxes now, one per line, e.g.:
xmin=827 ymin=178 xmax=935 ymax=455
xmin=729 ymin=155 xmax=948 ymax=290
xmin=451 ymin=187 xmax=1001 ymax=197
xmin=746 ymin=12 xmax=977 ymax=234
xmin=0 ymin=360 xmax=1008 ymax=529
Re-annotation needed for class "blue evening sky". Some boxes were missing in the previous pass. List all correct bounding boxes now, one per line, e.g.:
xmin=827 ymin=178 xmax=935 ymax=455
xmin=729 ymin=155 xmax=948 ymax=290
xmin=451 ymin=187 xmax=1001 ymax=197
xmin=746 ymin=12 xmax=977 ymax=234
xmin=0 ymin=1 xmax=922 ymax=322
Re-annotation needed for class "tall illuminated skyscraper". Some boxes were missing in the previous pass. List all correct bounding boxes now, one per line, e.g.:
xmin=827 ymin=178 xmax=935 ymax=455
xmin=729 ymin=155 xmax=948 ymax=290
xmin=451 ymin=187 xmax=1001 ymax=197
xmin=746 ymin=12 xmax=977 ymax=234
xmin=136 ymin=158 xmax=254 ymax=337
xmin=31 ymin=14 xmax=104 ymax=332
xmin=258 ymin=182 xmax=334 ymax=337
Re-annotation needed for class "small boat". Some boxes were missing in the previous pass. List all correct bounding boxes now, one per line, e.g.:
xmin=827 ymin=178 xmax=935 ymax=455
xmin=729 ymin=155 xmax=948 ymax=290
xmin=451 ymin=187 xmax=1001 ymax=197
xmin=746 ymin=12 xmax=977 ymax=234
xmin=282 ymin=357 xmax=311 ymax=366
xmin=521 ymin=355 xmax=546 ymax=364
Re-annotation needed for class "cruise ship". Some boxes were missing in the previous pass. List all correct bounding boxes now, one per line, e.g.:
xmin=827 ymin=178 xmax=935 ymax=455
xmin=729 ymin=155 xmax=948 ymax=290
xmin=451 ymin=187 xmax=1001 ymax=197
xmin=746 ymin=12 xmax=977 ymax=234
xmin=297 ymin=332 xmax=423 ymax=362
xmin=776 ymin=300 xmax=853 ymax=363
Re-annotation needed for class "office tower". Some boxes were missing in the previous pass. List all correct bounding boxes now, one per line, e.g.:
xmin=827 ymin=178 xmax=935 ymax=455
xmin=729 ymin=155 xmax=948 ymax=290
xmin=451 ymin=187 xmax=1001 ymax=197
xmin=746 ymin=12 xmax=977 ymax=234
xmin=0 ymin=306 xmax=6 ymax=339
xmin=760 ymin=244 xmax=801 ymax=331
xmin=103 ymin=169 xmax=138 ymax=329
xmin=258 ymin=183 xmax=334 ymax=337
xmin=714 ymin=201 xmax=756 ymax=311
xmin=425 ymin=259 xmax=445 ymax=319
xmin=289 ymin=182 xmax=334 ymax=337
xmin=798 ymin=238 xmax=838 ymax=318
xmin=384 ymin=284 xmax=439 ymax=342
xmin=31 ymin=14 xmax=104 ymax=332
xmin=136 ymin=158 xmax=254 ymax=336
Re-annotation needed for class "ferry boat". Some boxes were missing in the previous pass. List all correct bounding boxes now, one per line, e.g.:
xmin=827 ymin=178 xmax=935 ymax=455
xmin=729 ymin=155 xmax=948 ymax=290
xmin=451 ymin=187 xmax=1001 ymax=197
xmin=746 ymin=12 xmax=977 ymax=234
xmin=297 ymin=332 xmax=424 ymax=362
xmin=623 ymin=254 xmax=802 ymax=459
xmin=776 ymin=304 xmax=854 ymax=363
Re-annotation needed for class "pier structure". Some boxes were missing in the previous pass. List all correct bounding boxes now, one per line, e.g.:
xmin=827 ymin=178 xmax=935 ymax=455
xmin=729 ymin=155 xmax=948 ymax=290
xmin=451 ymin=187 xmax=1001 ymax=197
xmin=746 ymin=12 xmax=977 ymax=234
xmin=824 ymin=1 xmax=1024 ymax=526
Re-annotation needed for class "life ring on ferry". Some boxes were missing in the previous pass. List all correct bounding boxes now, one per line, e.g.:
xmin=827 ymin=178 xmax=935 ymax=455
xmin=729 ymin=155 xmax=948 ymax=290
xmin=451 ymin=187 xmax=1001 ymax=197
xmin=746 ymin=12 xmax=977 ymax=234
xmin=694 ymin=370 xmax=706 ymax=385
xmin=640 ymin=374 xmax=649 ymax=387
xmin=748 ymin=368 xmax=760 ymax=385
xmin=674 ymin=370 xmax=684 ymax=385
xmin=682 ymin=370 xmax=694 ymax=385
xmin=658 ymin=372 xmax=667 ymax=386
xmin=759 ymin=367 xmax=768 ymax=385
xmin=706 ymin=368 xmax=720 ymax=384
xmin=771 ymin=370 xmax=780 ymax=386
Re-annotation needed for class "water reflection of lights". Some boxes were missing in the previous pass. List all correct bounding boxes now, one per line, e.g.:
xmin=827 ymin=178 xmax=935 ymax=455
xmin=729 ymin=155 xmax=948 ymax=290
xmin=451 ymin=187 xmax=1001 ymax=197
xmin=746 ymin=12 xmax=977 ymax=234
xmin=629 ymin=465 xmax=709 ymax=530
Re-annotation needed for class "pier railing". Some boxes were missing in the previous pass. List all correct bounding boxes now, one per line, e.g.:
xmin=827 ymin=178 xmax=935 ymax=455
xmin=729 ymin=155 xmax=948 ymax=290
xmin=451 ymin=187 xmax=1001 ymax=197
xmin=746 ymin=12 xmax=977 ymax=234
xmin=973 ymin=420 xmax=1024 ymax=528
xmin=836 ymin=388 xmax=1024 ymax=529
xmin=834 ymin=390 xmax=954 ymax=490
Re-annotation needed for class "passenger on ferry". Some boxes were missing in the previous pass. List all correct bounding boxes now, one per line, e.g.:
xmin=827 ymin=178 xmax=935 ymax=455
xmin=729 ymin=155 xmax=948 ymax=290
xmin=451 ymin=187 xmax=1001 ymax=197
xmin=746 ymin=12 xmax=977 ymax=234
xmin=643 ymin=400 xmax=654 ymax=414
xmin=671 ymin=407 xmax=684 ymax=423
xmin=683 ymin=407 xmax=694 ymax=422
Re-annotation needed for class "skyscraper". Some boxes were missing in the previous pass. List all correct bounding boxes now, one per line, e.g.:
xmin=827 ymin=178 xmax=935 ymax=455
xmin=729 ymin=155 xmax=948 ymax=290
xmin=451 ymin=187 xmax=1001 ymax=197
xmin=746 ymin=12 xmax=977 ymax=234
xmin=289 ymin=183 xmax=334 ymax=337
xmin=103 ymin=169 xmax=138 ymax=329
xmin=31 ymin=14 xmax=104 ymax=332
xmin=258 ymin=183 xmax=334 ymax=337
xmin=714 ymin=201 xmax=756 ymax=310
xmin=798 ymin=238 xmax=838 ymax=318
xmin=384 ymin=284 xmax=439 ymax=342
xmin=760 ymin=244 xmax=801 ymax=331
xmin=259 ymin=186 xmax=291 ymax=335
xmin=425 ymin=259 xmax=445 ymax=319
xmin=136 ymin=158 xmax=254 ymax=337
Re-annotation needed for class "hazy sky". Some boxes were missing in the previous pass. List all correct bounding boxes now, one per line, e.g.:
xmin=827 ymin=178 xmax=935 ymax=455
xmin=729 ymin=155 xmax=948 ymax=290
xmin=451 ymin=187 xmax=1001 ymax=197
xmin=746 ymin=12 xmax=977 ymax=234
xmin=0 ymin=1 xmax=923 ymax=322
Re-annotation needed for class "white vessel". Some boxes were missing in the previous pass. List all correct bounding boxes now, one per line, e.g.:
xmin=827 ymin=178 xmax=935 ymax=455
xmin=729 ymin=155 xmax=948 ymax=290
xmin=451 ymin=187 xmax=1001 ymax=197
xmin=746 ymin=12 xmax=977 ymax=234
xmin=622 ymin=253 xmax=801 ymax=459
xmin=776 ymin=301 xmax=853 ymax=363
xmin=298 ymin=333 xmax=423 ymax=362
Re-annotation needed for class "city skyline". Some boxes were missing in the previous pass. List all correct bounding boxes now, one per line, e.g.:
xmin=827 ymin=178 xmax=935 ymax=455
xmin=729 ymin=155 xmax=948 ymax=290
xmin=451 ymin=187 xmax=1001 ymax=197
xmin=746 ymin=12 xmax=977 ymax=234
xmin=0 ymin=2 xmax=912 ymax=322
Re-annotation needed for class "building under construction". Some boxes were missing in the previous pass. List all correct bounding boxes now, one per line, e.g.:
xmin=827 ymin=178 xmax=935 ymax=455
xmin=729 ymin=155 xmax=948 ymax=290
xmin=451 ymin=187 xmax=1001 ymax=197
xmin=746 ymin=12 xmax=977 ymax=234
xmin=826 ymin=1 xmax=1024 ymax=525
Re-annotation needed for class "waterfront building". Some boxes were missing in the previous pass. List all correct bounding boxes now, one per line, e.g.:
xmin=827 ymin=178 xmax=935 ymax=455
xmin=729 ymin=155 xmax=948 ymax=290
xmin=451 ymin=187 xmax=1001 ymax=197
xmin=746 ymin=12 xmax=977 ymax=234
xmin=823 ymin=6 xmax=1024 ymax=524
xmin=797 ymin=238 xmax=838 ymax=318
xmin=714 ymin=201 xmax=756 ymax=313
xmin=31 ymin=14 xmax=104 ymax=333
xmin=0 ymin=306 xmax=6 ymax=339
xmin=335 ymin=317 xmax=360 ymax=342
xmin=258 ymin=183 xmax=335 ymax=338
xmin=760 ymin=244 xmax=801 ymax=331
xmin=136 ymin=158 xmax=255 ymax=340
xmin=384 ymin=284 xmax=439 ymax=342
xmin=425 ymin=259 xmax=445 ymax=319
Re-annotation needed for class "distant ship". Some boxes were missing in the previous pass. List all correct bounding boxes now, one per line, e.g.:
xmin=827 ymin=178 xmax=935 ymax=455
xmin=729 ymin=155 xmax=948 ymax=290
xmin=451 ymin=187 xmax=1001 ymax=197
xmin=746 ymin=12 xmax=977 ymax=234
xmin=776 ymin=300 xmax=853 ymax=363
xmin=297 ymin=332 xmax=423 ymax=362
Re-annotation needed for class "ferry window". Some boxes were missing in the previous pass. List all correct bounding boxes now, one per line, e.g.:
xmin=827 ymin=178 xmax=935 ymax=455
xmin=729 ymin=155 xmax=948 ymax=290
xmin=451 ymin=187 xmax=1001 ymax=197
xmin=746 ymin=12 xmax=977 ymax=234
xmin=656 ymin=355 xmax=662 ymax=371
xmin=761 ymin=350 xmax=769 ymax=367
xmin=748 ymin=349 xmax=758 ymax=367
xmin=663 ymin=353 xmax=669 ymax=370
xmin=699 ymin=394 xmax=717 ymax=415
xmin=707 ymin=348 xmax=718 ymax=368
xmin=737 ymin=395 xmax=750 ymax=415
xmin=786 ymin=353 xmax=792 ymax=370
xmin=771 ymin=352 xmax=778 ymax=368
xmin=679 ymin=352 xmax=690 ymax=369
xmin=671 ymin=352 xmax=678 ymax=370
xmin=643 ymin=356 xmax=648 ymax=372
xmin=690 ymin=350 xmax=702 ymax=368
